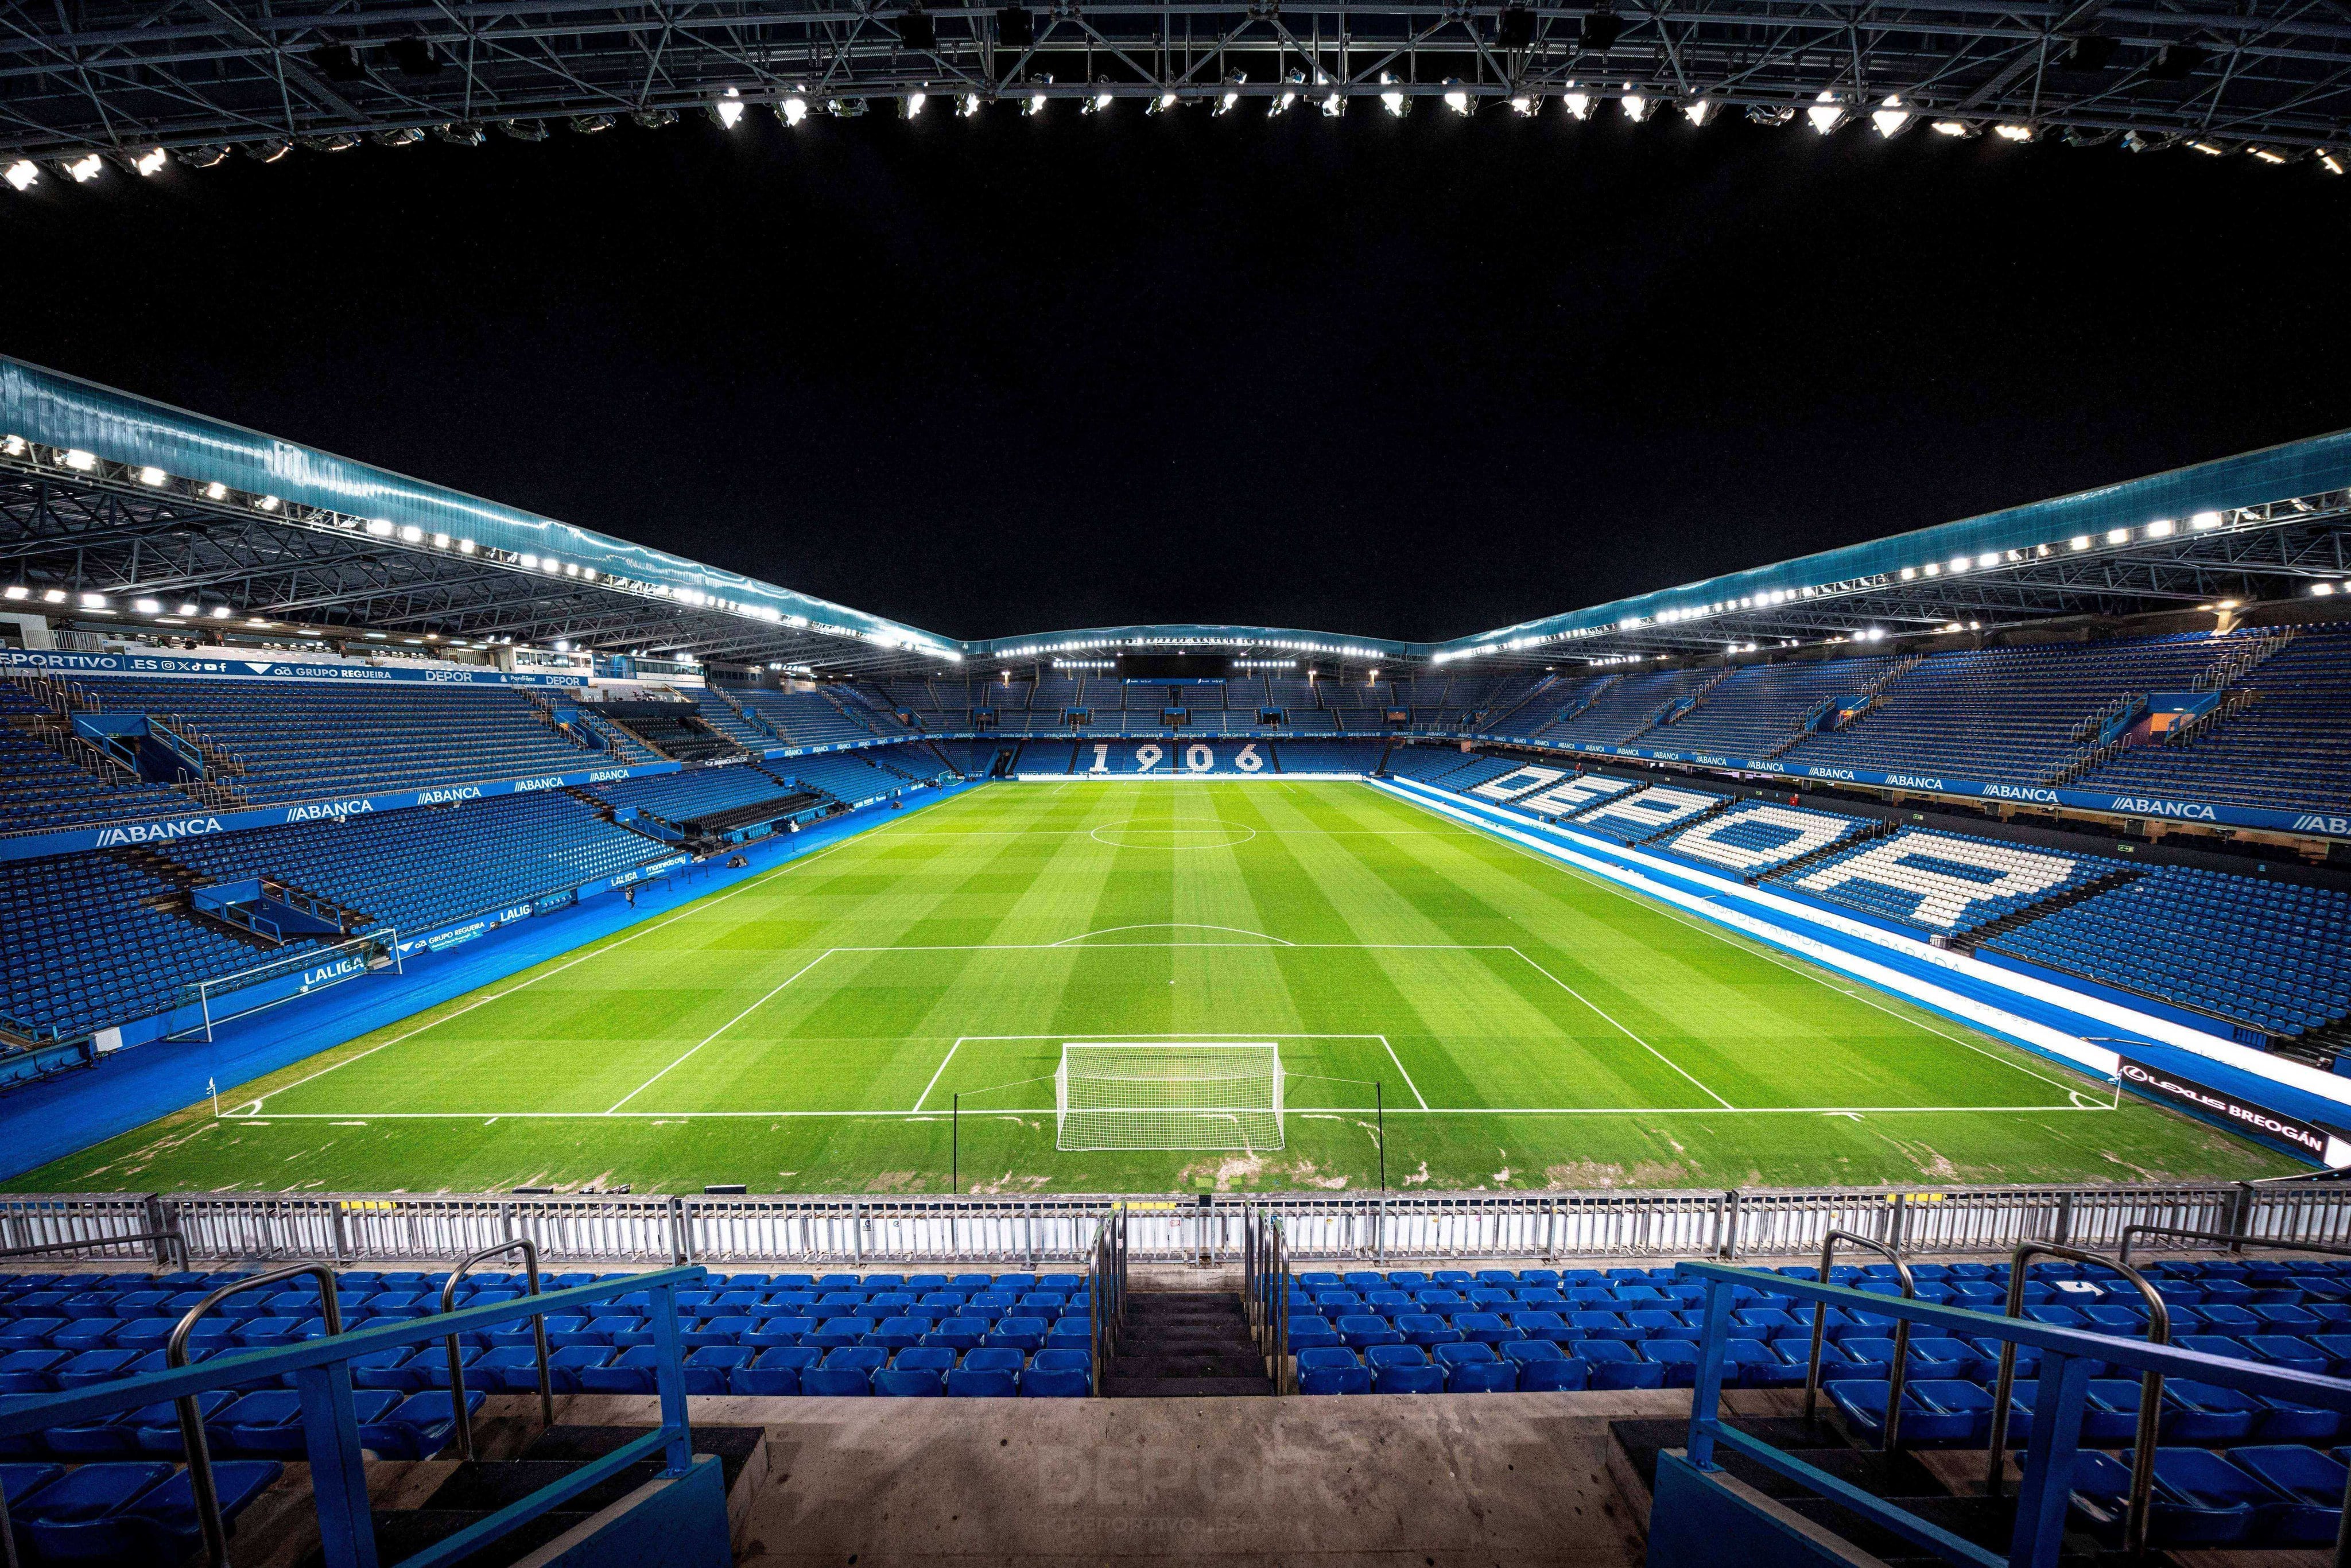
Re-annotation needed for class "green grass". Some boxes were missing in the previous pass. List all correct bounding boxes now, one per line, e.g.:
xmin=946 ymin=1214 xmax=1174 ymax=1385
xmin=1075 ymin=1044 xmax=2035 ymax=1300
xmin=11 ymin=780 xmax=2300 ymax=1196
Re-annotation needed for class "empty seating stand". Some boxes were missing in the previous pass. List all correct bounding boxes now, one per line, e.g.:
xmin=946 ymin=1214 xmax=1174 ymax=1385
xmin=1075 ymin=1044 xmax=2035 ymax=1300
xmin=67 ymin=676 xmax=608 ymax=805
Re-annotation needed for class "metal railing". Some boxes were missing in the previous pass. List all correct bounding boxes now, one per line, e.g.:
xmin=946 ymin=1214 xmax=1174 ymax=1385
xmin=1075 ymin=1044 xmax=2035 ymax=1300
xmin=440 ymin=1238 xmax=556 ymax=1462
xmin=8 ymin=1179 xmax=2351 ymax=1269
xmin=1673 ymin=1259 xmax=2351 ymax=1568
xmin=1982 ymin=1243 xmax=2169 ymax=1559
xmin=166 ymin=1263 xmax=347 ymax=1568
xmin=0 ymin=1267 xmax=708 ymax=1568
xmin=1242 ymin=1206 xmax=1293 ymax=1395
xmin=1801 ymin=1230 xmax=1915 ymax=1451
xmin=1087 ymin=1205 xmax=1127 ymax=1396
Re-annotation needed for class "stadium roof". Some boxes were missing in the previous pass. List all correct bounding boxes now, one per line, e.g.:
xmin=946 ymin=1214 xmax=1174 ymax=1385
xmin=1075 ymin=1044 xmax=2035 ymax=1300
xmin=2 ymin=354 xmax=2348 ymax=675
xmin=0 ymin=0 xmax=2346 ymax=172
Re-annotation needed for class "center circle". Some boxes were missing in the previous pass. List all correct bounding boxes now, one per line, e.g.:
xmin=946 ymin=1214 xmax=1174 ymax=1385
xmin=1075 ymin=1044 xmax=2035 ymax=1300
xmin=1089 ymin=823 xmax=1260 ymax=850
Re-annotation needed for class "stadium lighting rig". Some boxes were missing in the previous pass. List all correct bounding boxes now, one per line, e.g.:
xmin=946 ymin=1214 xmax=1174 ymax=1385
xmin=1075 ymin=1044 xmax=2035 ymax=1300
xmin=0 ymin=434 xmax=968 ymax=669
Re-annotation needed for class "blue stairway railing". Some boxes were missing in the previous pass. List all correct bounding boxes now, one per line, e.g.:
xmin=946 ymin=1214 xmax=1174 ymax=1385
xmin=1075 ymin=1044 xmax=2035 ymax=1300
xmin=0 ymin=1263 xmax=707 ymax=1568
xmin=1670 ymin=1257 xmax=2351 ymax=1568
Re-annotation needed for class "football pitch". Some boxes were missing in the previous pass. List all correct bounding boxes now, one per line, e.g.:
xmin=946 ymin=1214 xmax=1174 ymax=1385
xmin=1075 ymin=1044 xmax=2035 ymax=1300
xmin=14 ymin=780 xmax=2300 ymax=1195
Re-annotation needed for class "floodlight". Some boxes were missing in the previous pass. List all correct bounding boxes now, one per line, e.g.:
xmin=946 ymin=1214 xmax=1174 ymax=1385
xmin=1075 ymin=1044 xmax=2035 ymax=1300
xmin=1084 ymin=84 xmax=1112 ymax=114
xmin=62 ymin=449 xmax=95 ymax=471
xmin=959 ymin=93 xmax=983 ymax=117
xmin=2249 ymin=146 xmax=2287 ymax=165
xmin=255 ymin=495 xmax=280 ymax=511
xmin=5 ymin=585 xmax=29 ymax=600
xmin=138 ymin=465 xmax=166 ymax=486
xmin=1561 ymin=85 xmax=1591 ymax=119
xmin=401 ymin=525 xmax=425 ymax=542
xmin=3 ymin=161 xmax=38 ymax=191
xmin=2146 ymin=518 xmax=2175 ymax=538
xmin=780 ymin=95 xmax=810 ymax=126
xmin=64 ymin=153 xmax=102 ymax=183
xmin=1270 ymin=86 xmax=1298 ymax=115
xmin=1319 ymin=88 xmax=1345 ymax=117
xmin=1148 ymin=91 xmax=1177 ymax=114
xmin=2321 ymin=150 xmax=2345 ymax=175
xmin=457 ymin=539 xmax=475 ymax=553
xmin=1993 ymin=122 xmax=2034 ymax=141
xmin=79 ymin=593 xmax=107 ymax=608
xmin=905 ymin=91 xmax=929 ymax=118
xmin=210 ymin=606 xmax=231 ymax=618
xmin=1380 ymin=73 xmax=1408 ymax=117
xmin=715 ymin=88 xmax=747 ymax=129
xmin=1027 ymin=89 xmax=1048 ymax=116
xmin=133 ymin=147 xmax=168 ymax=176
xmin=2189 ymin=139 xmax=2226 ymax=156
xmin=1871 ymin=95 xmax=1911 ymax=137
xmin=1620 ymin=88 xmax=1648 ymax=122
xmin=177 ymin=602 xmax=199 ymax=615
xmin=1931 ymin=119 xmax=1968 ymax=137
xmin=1682 ymin=99 xmax=1712 ymax=126
xmin=1806 ymin=91 xmax=1844 ymax=134
xmin=2105 ymin=527 xmax=2128 ymax=544
xmin=1443 ymin=81 xmax=1472 ymax=116
xmin=2190 ymin=510 xmax=2223 ymax=529
xmin=42 ymin=589 xmax=65 ymax=603
xmin=133 ymin=597 xmax=161 ymax=613
xmin=1508 ymin=94 xmax=1537 ymax=115
xmin=2070 ymin=535 xmax=2091 ymax=550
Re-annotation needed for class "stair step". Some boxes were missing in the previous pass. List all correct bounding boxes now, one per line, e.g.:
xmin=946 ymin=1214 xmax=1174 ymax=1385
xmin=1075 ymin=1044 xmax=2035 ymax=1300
xmin=1102 ymin=1375 xmax=1273 ymax=1398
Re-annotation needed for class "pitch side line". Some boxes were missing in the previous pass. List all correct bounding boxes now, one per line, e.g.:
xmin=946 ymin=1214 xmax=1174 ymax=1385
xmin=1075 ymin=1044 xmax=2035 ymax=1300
xmin=220 ymin=1102 xmax=2112 ymax=1121
xmin=1379 ymin=789 xmax=2102 ymax=1105
xmin=605 ymin=949 xmax=837 ymax=1113
xmin=1503 ymin=946 xmax=1736 ymax=1111
xmin=230 ymin=828 xmax=884 ymax=1116
xmin=1380 ymin=1038 xmax=1430 ymax=1109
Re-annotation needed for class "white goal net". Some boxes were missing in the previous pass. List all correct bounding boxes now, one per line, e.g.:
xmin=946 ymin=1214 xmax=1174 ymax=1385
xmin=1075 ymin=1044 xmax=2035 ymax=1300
xmin=1054 ymin=1042 xmax=1285 ymax=1151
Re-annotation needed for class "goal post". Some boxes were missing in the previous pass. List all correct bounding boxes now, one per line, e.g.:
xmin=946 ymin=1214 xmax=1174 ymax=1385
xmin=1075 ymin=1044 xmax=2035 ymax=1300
xmin=1054 ymin=1042 xmax=1285 ymax=1151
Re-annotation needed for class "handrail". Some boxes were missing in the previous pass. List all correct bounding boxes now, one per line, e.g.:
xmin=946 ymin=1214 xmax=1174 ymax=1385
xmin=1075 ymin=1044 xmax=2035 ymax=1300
xmin=1801 ymin=1229 xmax=1914 ymax=1451
xmin=1671 ymin=1260 xmax=2351 ymax=1568
xmin=0 ymin=1228 xmax=185 ymax=1268
xmin=1983 ymin=1243 xmax=2168 ymax=1560
xmin=1088 ymin=1204 xmax=1126 ymax=1395
xmin=168 ymin=1263 xmax=346 ymax=1568
xmin=0 ymin=1267 xmax=708 ymax=1568
xmin=2116 ymin=1223 xmax=2351 ymax=1266
xmin=1242 ymin=1206 xmax=1292 ymax=1394
xmin=440 ymin=1239 xmax=555 ymax=1461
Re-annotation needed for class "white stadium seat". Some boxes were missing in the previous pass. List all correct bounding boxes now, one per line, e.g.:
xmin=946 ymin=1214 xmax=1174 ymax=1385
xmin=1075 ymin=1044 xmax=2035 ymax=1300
xmin=1518 ymin=775 xmax=1636 ymax=816
xmin=1795 ymin=832 xmax=2079 ymax=929
xmin=1469 ymin=765 xmax=1566 ymax=802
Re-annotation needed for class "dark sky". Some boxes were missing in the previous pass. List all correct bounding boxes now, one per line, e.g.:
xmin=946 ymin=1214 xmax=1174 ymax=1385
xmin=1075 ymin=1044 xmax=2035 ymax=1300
xmin=5 ymin=109 xmax=2347 ymax=644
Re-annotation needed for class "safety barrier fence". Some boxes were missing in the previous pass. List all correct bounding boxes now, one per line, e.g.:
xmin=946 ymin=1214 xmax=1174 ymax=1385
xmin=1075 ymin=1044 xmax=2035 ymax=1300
xmin=4 ymin=1181 xmax=2348 ymax=1268
xmin=1670 ymin=1257 xmax=2351 ymax=1568
xmin=0 ymin=1266 xmax=706 ymax=1568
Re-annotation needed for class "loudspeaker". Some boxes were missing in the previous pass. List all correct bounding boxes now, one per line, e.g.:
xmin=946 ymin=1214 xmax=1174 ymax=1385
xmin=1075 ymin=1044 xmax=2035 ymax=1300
xmin=1497 ymin=6 xmax=1535 ymax=48
xmin=998 ymin=6 xmax=1035 ymax=48
xmin=1578 ymin=10 xmax=1621 ymax=51
xmin=897 ymin=7 xmax=937 ymax=49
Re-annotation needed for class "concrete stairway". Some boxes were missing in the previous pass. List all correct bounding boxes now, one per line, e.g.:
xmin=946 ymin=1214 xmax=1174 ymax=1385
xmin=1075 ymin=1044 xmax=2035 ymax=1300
xmin=1104 ymin=1290 xmax=1273 ymax=1398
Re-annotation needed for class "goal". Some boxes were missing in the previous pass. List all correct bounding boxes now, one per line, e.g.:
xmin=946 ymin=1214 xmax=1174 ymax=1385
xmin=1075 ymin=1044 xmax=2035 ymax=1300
xmin=1054 ymin=1042 xmax=1285 ymax=1151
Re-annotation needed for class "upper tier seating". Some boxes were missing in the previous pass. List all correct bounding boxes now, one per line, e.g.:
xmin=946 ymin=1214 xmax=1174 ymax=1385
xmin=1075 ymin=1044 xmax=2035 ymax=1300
xmin=728 ymin=689 xmax=880 ymax=748
xmin=2077 ymin=625 xmax=2351 ymax=813
xmin=1986 ymin=865 xmax=2351 ymax=1039
xmin=1779 ymin=826 xmax=2108 ymax=933
xmin=1654 ymin=657 xmax=1897 ymax=759
xmin=774 ymin=751 xmax=911 ymax=806
xmin=0 ymin=725 xmax=187 ymax=837
xmin=1533 ymin=669 xmax=1721 ymax=748
xmin=1779 ymin=632 xmax=2245 ymax=786
xmin=65 ymin=678 xmax=604 ymax=805
xmin=689 ymin=690 xmax=771 ymax=748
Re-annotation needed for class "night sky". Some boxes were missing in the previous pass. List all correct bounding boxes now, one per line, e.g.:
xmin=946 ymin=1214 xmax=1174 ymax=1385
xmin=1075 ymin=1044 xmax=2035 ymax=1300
xmin=5 ymin=109 xmax=2346 ymax=644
